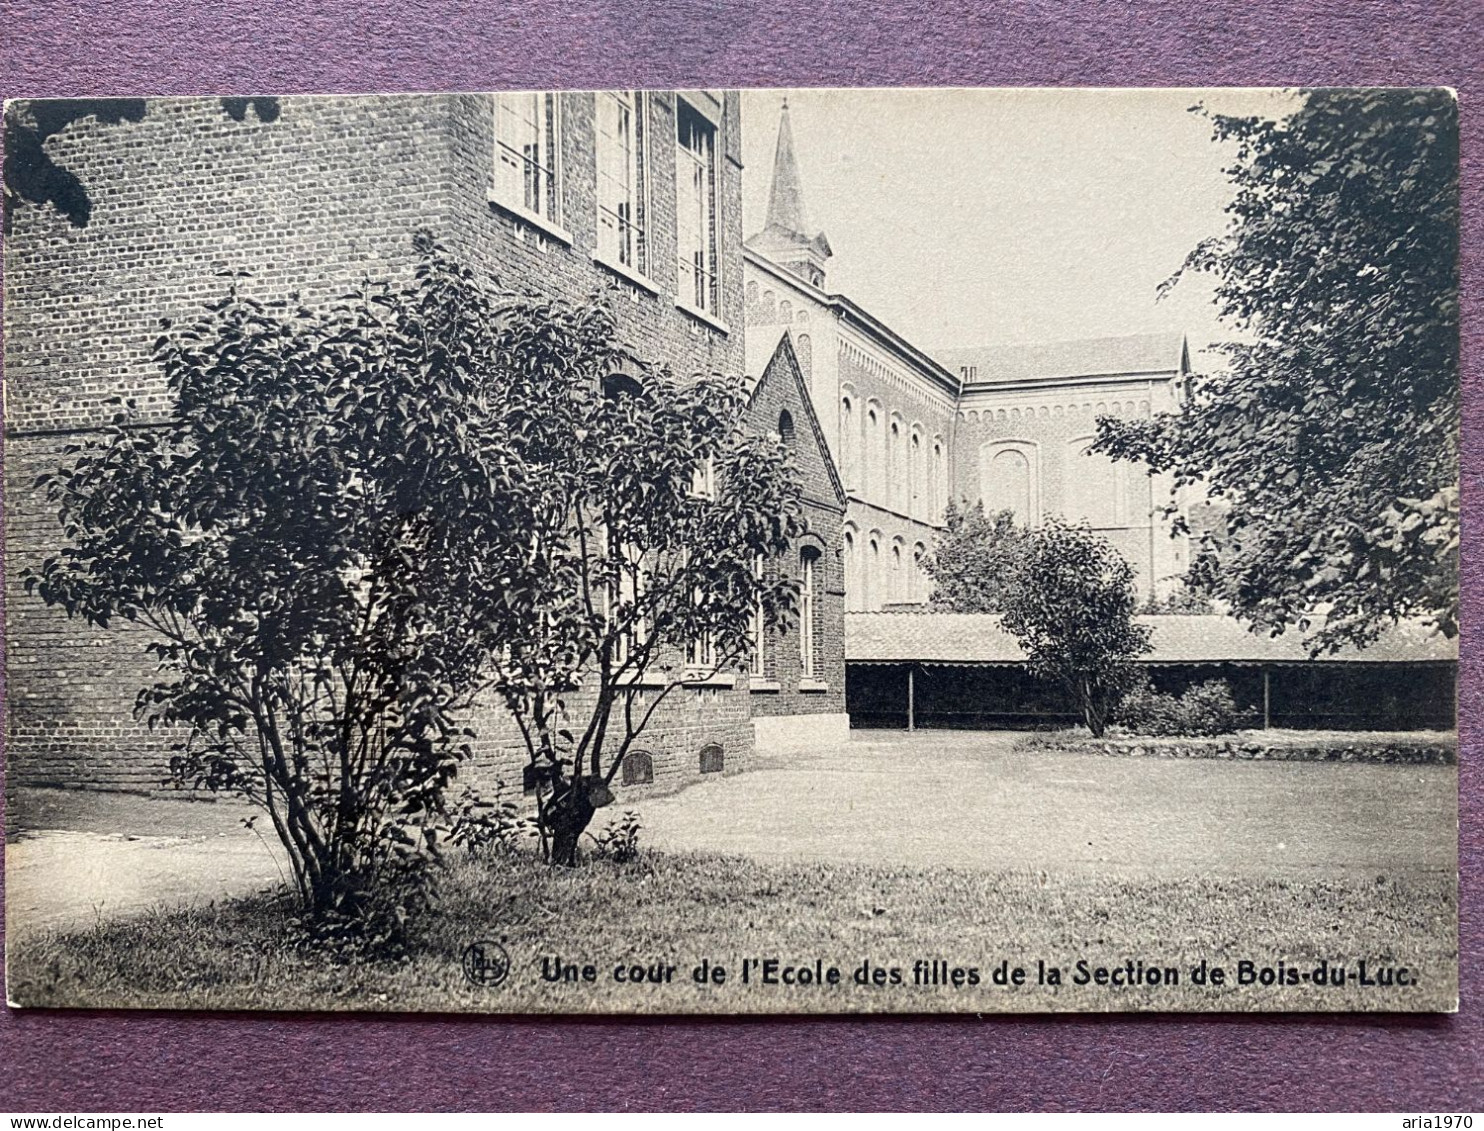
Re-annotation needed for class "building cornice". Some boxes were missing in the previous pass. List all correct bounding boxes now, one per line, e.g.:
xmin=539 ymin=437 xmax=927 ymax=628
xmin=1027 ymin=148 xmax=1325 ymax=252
xmin=743 ymin=248 xmax=962 ymax=399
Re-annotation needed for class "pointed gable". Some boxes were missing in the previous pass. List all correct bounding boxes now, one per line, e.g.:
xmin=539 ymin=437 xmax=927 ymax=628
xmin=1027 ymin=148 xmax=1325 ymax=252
xmin=747 ymin=331 xmax=848 ymax=511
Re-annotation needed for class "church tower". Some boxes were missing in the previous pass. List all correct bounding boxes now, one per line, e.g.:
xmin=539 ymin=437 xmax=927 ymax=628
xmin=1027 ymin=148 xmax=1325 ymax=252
xmin=746 ymin=99 xmax=833 ymax=289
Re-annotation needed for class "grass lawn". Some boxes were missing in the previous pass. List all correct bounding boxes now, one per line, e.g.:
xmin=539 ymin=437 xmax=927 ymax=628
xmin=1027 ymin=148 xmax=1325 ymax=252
xmin=6 ymin=847 xmax=1457 ymax=1014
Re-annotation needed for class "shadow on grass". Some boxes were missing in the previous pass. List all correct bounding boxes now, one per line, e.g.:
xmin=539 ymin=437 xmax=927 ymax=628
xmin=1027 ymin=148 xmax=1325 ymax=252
xmin=6 ymin=848 xmax=1459 ymax=1016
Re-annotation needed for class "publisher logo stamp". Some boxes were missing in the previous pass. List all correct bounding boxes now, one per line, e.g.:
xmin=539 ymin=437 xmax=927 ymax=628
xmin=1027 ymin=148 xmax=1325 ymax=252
xmin=463 ymin=939 xmax=511 ymax=988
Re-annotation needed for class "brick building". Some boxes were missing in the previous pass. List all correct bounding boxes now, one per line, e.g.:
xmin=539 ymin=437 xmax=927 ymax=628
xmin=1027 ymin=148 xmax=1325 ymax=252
xmin=3 ymin=91 xmax=847 ymax=798
xmin=744 ymin=102 xmax=1194 ymax=609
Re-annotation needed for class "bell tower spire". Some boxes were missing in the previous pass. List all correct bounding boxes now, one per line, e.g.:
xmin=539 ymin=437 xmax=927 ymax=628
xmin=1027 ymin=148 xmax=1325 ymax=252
xmin=747 ymin=98 xmax=833 ymax=288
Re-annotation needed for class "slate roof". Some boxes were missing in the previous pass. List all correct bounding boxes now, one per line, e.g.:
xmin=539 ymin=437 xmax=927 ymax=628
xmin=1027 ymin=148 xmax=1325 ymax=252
xmin=935 ymin=332 xmax=1188 ymax=387
xmin=845 ymin=612 xmax=1458 ymax=665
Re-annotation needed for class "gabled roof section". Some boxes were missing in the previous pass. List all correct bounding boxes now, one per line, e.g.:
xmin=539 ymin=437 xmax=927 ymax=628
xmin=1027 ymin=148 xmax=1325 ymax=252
xmin=747 ymin=331 xmax=849 ymax=509
xmin=845 ymin=612 xmax=1458 ymax=665
xmin=937 ymin=332 xmax=1189 ymax=387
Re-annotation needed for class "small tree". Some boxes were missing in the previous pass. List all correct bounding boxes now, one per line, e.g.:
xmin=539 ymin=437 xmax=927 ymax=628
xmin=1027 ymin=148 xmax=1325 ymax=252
xmin=999 ymin=520 xmax=1152 ymax=737
xmin=25 ymin=232 xmax=804 ymax=936
xmin=922 ymin=499 xmax=1027 ymax=613
xmin=482 ymin=337 xmax=805 ymax=867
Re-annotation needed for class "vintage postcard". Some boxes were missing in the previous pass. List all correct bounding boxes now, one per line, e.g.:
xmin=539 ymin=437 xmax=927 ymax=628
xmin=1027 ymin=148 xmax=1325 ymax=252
xmin=2 ymin=88 xmax=1459 ymax=1014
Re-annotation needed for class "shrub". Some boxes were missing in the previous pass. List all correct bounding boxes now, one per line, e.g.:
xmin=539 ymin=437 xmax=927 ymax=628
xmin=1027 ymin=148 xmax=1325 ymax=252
xmin=448 ymin=786 xmax=536 ymax=856
xmin=1118 ymin=678 xmax=1240 ymax=737
xmin=591 ymin=811 xmax=643 ymax=864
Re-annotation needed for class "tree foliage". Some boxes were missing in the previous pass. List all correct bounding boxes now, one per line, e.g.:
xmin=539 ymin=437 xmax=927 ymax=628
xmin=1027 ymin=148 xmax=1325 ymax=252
xmin=999 ymin=520 xmax=1151 ymax=737
xmin=476 ymin=308 xmax=805 ymax=868
xmin=25 ymin=232 xmax=804 ymax=941
xmin=1096 ymin=89 xmax=1459 ymax=654
xmin=921 ymin=499 xmax=1028 ymax=614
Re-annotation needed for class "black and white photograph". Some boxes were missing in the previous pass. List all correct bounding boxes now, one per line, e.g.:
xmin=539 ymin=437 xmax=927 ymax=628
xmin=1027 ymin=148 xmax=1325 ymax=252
xmin=1 ymin=87 xmax=1459 ymax=1014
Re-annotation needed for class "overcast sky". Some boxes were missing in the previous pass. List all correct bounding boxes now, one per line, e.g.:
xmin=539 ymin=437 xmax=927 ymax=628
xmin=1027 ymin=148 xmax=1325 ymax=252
xmin=738 ymin=87 xmax=1298 ymax=360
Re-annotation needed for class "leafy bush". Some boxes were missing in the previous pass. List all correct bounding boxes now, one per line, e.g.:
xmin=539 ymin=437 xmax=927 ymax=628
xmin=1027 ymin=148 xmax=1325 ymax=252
xmin=449 ymin=786 xmax=536 ymax=856
xmin=1118 ymin=678 xmax=1240 ymax=737
xmin=590 ymin=811 xmax=643 ymax=864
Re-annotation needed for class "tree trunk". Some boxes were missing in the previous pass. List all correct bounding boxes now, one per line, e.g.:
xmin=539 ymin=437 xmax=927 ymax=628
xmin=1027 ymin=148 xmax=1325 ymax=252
xmin=1082 ymin=682 xmax=1107 ymax=738
xmin=546 ymin=792 xmax=597 ymax=867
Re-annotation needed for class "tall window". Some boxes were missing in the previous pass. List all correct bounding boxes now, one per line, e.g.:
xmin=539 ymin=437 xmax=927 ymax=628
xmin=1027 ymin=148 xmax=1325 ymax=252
xmin=676 ymin=100 xmax=719 ymax=315
xmin=690 ymin=455 xmax=716 ymax=500
xmin=603 ymin=533 xmax=645 ymax=667
xmin=910 ymin=427 xmax=923 ymax=520
xmin=843 ymin=527 xmax=859 ymax=612
xmin=866 ymin=403 xmax=883 ymax=500
xmin=494 ymin=93 xmax=561 ymax=224
xmin=749 ymin=555 xmax=765 ymax=676
xmin=932 ymin=437 xmax=945 ymax=523
xmin=799 ymin=548 xmax=819 ymax=678
xmin=981 ymin=442 xmax=1037 ymax=525
xmin=596 ymin=91 xmax=647 ymax=272
xmin=839 ymin=395 xmax=858 ymax=489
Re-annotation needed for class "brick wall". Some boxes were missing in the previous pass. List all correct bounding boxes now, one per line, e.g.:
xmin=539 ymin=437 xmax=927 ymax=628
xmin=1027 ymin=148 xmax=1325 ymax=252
xmin=954 ymin=377 xmax=1188 ymax=596
xmin=743 ymin=336 xmax=846 ymax=723
xmin=4 ymin=90 xmax=766 ymax=800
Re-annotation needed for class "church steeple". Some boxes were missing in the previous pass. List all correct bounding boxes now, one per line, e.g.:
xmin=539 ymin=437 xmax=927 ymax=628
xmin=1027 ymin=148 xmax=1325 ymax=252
xmin=747 ymin=98 xmax=833 ymax=289
xmin=766 ymin=99 xmax=811 ymax=238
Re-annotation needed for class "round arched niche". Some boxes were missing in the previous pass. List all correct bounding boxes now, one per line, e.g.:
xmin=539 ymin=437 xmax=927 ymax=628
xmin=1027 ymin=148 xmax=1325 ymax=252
xmin=621 ymin=749 xmax=655 ymax=786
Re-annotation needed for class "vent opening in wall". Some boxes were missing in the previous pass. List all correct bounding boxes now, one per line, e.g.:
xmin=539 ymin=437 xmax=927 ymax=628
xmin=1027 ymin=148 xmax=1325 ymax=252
xmin=522 ymin=763 xmax=539 ymax=794
xmin=699 ymin=743 xmax=725 ymax=774
xmin=621 ymin=748 xmax=655 ymax=786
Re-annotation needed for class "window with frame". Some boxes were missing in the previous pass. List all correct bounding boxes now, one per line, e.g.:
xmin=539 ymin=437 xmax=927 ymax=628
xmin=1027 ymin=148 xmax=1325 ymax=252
xmin=749 ymin=555 xmax=765 ymax=676
xmin=494 ymin=92 xmax=561 ymax=226
xmin=799 ymin=547 xmax=819 ymax=678
xmin=690 ymin=454 xmax=716 ymax=500
xmin=596 ymin=90 xmax=648 ymax=273
xmin=676 ymin=99 xmax=720 ymax=315
xmin=687 ymin=586 xmax=716 ymax=673
xmin=601 ymin=528 xmax=646 ymax=668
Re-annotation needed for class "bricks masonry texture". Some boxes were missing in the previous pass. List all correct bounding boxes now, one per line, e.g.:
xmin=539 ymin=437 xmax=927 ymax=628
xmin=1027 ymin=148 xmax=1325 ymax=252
xmin=4 ymin=92 xmax=842 ymax=803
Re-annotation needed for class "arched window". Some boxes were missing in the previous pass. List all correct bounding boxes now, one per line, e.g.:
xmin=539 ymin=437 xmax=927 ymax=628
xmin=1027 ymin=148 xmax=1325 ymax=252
xmin=910 ymin=426 xmax=924 ymax=520
xmin=912 ymin=541 xmax=927 ymax=603
xmin=760 ymin=289 xmax=777 ymax=321
xmin=1065 ymin=437 xmax=1125 ymax=529
xmin=839 ymin=395 xmax=858 ymax=489
xmin=867 ymin=534 xmax=881 ymax=611
xmin=931 ymin=437 xmax=946 ymax=524
xmin=622 ymin=749 xmax=655 ymax=786
xmin=779 ymin=299 xmax=792 ymax=322
xmin=745 ymin=279 xmax=759 ymax=309
xmin=699 ymin=743 xmax=724 ymax=774
xmin=778 ymin=409 xmax=795 ymax=446
xmin=795 ymin=332 xmax=812 ymax=377
xmin=980 ymin=441 xmax=1038 ymax=524
xmin=843 ymin=524 xmax=860 ymax=612
xmin=865 ymin=401 xmax=884 ymax=501
xmin=799 ymin=547 xmax=820 ymax=678
xmin=890 ymin=540 xmax=904 ymax=604
xmin=889 ymin=417 xmax=904 ymax=512
xmin=603 ymin=372 xmax=646 ymax=401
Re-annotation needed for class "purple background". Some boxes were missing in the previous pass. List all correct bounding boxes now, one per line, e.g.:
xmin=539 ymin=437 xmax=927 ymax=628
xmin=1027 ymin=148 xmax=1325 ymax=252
xmin=0 ymin=0 xmax=1478 ymax=1111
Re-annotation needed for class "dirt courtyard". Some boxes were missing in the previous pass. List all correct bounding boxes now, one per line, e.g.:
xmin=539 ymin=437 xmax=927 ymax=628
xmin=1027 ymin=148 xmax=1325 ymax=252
xmin=4 ymin=730 xmax=1457 ymax=940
